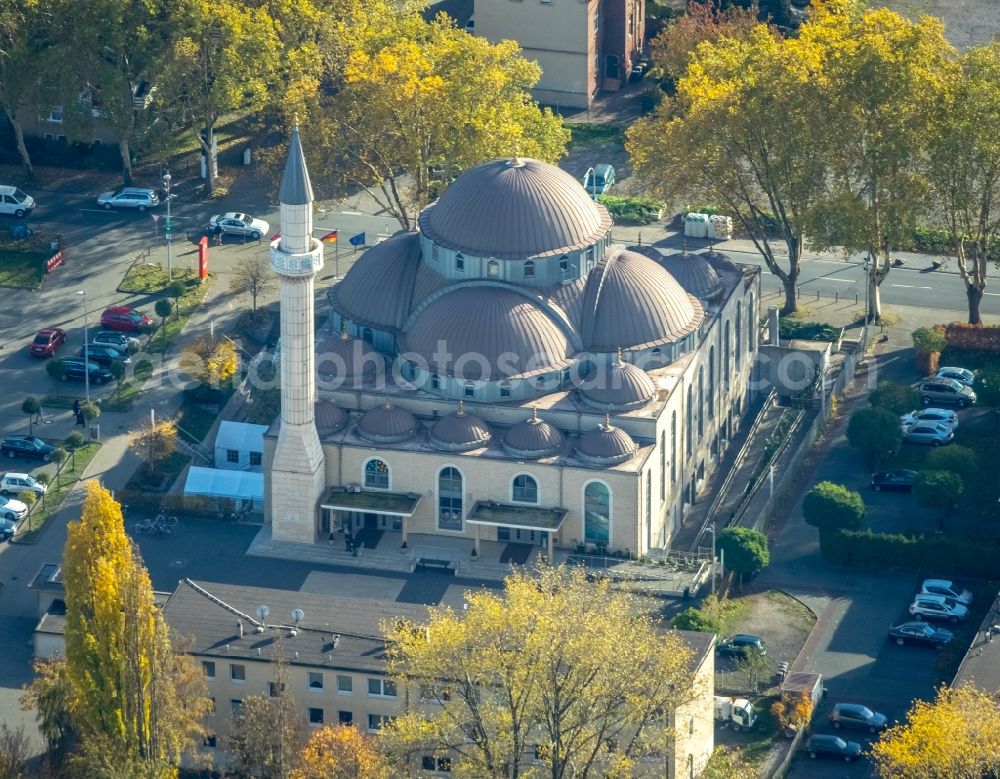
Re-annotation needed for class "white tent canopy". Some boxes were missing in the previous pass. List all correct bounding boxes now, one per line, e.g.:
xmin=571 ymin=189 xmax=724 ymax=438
xmin=184 ymin=466 xmax=263 ymax=508
xmin=215 ymin=421 xmax=267 ymax=452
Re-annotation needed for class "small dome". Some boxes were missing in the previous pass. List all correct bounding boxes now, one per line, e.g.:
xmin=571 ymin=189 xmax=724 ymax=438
xmin=575 ymin=416 xmax=637 ymax=466
xmin=419 ymin=158 xmax=613 ymax=260
xmin=503 ymin=408 xmax=565 ymax=459
xmin=582 ymin=248 xmax=704 ymax=351
xmin=580 ymin=350 xmax=656 ymax=411
xmin=700 ymin=249 xmax=741 ymax=275
xmin=327 ymin=231 xmax=422 ymax=330
xmin=357 ymin=399 xmax=419 ymax=444
xmin=315 ymin=324 xmax=378 ymax=385
xmin=654 ymin=250 xmax=723 ymax=300
xmin=401 ymin=287 xmax=574 ymax=380
xmin=429 ymin=401 xmax=492 ymax=452
xmin=314 ymin=400 xmax=347 ymax=436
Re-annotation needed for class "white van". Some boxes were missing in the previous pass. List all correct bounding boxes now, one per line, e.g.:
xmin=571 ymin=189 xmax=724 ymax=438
xmin=0 ymin=185 xmax=35 ymax=217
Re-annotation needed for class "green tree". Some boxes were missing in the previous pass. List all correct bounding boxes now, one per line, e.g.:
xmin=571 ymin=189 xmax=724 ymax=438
xmin=846 ymin=407 xmax=902 ymax=471
xmin=912 ymin=327 xmax=947 ymax=356
xmin=926 ymin=445 xmax=977 ymax=478
xmin=20 ymin=658 xmax=75 ymax=760
xmin=227 ymin=660 xmax=303 ymax=779
xmin=383 ymin=565 xmax=697 ymax=778
xmin=671 ymin=606 xmax=719 ymax=633
xmin=46 ymin=359 xmax=66 ymax=382
xmin=628 ymin=22 xmax=832 ymax=315
xmin=21 ymin=397 xmax=39 ymax=435
xmin=803 ymin=481 xmax=866 ymax=530
xmin=871 ymin=685 xmax=1000 ymax=778
xmin=926 ymin=43 xmax=1000 ymax=324
xmin=716 ymin=527 xmax=769 ymax=584
xmin=733 ymin=647 xmax=770 ymax=693
xmin=869 ymin=381 xmax=919 ymax=416
xmin=648 ymin=1 xmax=757 ymax=84
xmin=80 ymin=401 xmax=100 ymax=425
xmin=308 ymin=11 xmax=568 ymax=229
xmin=0 ymin=0 xmax=48 ymax=175
xmin=154 ymin=298 xmax=174 ymax=335
xmin=108 ymin=360 xmax=126 ymax=400
xmin=914 ymin=470 xmax=963 ymax=526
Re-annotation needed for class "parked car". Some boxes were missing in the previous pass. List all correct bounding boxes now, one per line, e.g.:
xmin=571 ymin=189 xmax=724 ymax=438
xmin=900 ymin=408 xmax=958 ymax=431
xmin=0 ymin=494 xmax=28 ymax=521
xmin=207 ymin=212 xmax=270 ymax=239
xmin=829 ymin=703 xmax=888 ymax=733
xmin=100 ymin=306 xmax=153 ymax=332
xmin=79 ymin=344 xmax=131 ymax=367
xmin=870 ymin=469 xmax=917 ymax=493
xmin=92 ymin=331 xmax=140 ymax=350
xmin=917 ymin=377 xmax=976 ymax=408
xmin=582 ymin=164 xmax=615 ymax=198
xmin=806 ymin=734 xmax=862 ymax=762
xmin=888 ymin=621 xmax=954 ymax=649
xmin=936 ymin=367 xmax=975 ymax=387
xmin=29 ymin=327 xmax=67 ymax=358
xmin=58 ymin=358 xmax=113 ymax=384
xmin=902 ymin=421 xmax=953 ymax=446
xmin=909 ymin=593 xmax=968 ymax=623
xmin=0 ymin=516 xmax=15 ymax=541
xmin=629 ymin=63 xmax=646 ymax=82
xmin=0 ymin=472 xmax=47 ymax=497
xmin=1 ymin=435 xmax=55 ymax=461
xmin=716 ymin=634 xmax=767 ymax=658
xmin=97 ymin=187 xmax=159 ymax=211
xmin=921 ymin=579 xmax=973 ymax=606
xmin=0 ymin=184 xmax=35 ymax=217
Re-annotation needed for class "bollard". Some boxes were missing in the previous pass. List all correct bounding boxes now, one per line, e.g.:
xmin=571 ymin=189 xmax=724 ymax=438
xmin=855 ymin=292 xmax=859 ymax=305
xmin=835 ymin=291 xmax=839 ymax=302
xmin=816 ymin=289 xmax=820 ymax=300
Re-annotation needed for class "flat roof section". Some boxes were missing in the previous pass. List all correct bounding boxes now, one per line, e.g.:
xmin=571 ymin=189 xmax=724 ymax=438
xmin=321 ymin=487 xmax=422 ymax=516
xmin=467 ymin=500 xmax=567 ymax=532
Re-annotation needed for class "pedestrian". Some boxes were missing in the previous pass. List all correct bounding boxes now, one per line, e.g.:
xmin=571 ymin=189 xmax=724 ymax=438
xmin=72 ymin=399 xmax=80 ymax=417
xmin=75 ymin=409 xmax=85 ymax=427
xmin=34 ymin=404 xmax=43 ymax=424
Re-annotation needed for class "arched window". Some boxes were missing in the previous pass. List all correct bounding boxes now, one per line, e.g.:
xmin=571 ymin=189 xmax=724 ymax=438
xmin=697 ymin=367 xmax=704 ymax=439
xmin=431 ymin=373 xmax=440 ymax=390
xmin=735 ymin=301 xmax=743 ymax=368
xmin=455 ymin=253 xmax=465 ymax=272
xmin=464 ymin=382 xmax=475 ymax=398
xmin=660 ymin=431 xmax=666 ymax=502
xmin=670 ymin=411 xmax=677 ymax=485
xmin=438 ymin=467 xmax=463 ymax=530
xmin=487 ymin=260 xmax=499 ymax=278
xmin=651 ymin=346 xmax=662 ymax=366
xmin=686 ymin=385 xmax=693 ymax=455
xmin=708 ymin=347 xmax=716 ymax=418
xmin=724 ymin=321 xmax=731 ymax=387
xmin=524 ymin=260 xmax=535 ymax=278
xmin=512 ymin=474 xmax=538 ymax=504
xmin=362 ymin=327 xmax=373 ymax=345
xmin=583 ymin=481 xmax=610 ymax=545
xmin=364 ymin=458 xmax=389 ymax=489
xmin=748 ymin=295 xmax=756 ymax=352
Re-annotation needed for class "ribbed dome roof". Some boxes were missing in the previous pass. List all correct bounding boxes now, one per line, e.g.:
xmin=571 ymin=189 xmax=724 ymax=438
xmin=654 ymin=250 xmax=723 ymax=300
xmin=503 ymin=408 xmax=565 ymax=458
xmin=429 ymin=401 xmax=492 ymax=452
xmin=582 ymin=248 xmax=704 ymax=351
xmin=357 ymin=399 xmax=419 ymax=444
xmin=314 ymin=400 xmax=347 ymax=436
xmin=580 ymin=351 xmax=656 ymax=411
xmin=327 ymin=231 xmax=422 ymax=331
xmin=315 ymin=326 xmax=378 ymax=384
xmin=401 ymin=287 xmax=574 ymax=380
xmin=700 ymin=249 xmax=741 ymax=275
xmin=418 ymin=158 xmax=613 ymax=260
xmin=575 ymin=416 xmax=637 ymax=466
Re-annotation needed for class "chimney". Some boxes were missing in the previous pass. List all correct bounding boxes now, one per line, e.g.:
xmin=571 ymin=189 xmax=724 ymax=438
xmin=237 ymin=621 xmax=244 ymax=638
xmin=768 ymin=306 xmax=780 ymax=346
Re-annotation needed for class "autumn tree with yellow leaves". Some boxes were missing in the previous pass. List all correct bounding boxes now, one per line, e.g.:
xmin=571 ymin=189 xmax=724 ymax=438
xmin=382 ymin=565 xmax=698 ymax=778
xmin=870 ymin=685 xmax=1000 ymax=779
xmin=22 ymin=483 xmax=211 ymax=776
xmin=180 ymin=335 xmax=239 ymax=388
xmin=129 ymin=420 xmax=179 ymax=476
xmin=292 ymin=725 xmax=390 ymax=779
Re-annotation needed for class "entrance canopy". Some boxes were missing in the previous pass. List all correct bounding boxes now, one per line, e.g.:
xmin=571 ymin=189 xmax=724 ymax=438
xmin=320 ymin=487 xmax=422 ymax=517
xmin=466 ymin=501 xmax=567 ymax=533
xmin=184 ymin=467 xmax=264 ymax=503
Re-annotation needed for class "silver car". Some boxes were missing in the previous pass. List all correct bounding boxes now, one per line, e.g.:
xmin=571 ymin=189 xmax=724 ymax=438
xmin=902 ymin=421 xmax=953 ymax=446
xmin=921 ymin=579 xmax=973 ymax=606
xmin=900 ymin=408 xmax=958 ymax=432
xmin=207 ymin=212 xmax=270 ymax=239
xmin=917 ymin=377 xmax=976 ymax=408
xmin=97 ymin=187 xmax=160 ymax=211
xmin=909 ymin=594 xmax=968 ymax=623
xmin=936 ymin=367 xmax=975 ymax=387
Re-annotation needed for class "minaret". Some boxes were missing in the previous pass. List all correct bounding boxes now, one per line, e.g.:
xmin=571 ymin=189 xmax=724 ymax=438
xmin=268 ymin=124 xmax=326 ymax=542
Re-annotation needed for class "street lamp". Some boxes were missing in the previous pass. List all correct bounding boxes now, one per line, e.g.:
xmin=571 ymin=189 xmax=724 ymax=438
xmin=863 ymin=256 xmax=872 ymax=344
xmin=76 ymin=290 xmax=89 ymax=404
xmin=162 ymin=170 xmax=173 ymax=282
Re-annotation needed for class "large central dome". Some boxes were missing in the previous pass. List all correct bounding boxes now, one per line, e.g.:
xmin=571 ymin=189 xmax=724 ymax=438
xmin=419 ymin=158 xmax=613 ymax=260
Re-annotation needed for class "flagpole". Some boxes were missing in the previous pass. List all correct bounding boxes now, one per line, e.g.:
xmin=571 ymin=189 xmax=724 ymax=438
xmin=335 ymin=239 xmax=340 ymax=279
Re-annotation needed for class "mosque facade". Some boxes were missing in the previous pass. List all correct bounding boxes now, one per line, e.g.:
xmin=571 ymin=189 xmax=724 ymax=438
xmin=264 ymin=146 xmax=760 ymax=558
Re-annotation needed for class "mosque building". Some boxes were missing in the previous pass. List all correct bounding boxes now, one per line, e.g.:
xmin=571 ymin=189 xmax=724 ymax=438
xmin=264 ymin=132 xmax=760 ymax=559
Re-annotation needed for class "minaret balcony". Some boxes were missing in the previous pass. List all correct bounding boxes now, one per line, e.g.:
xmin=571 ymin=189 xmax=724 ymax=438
xmin=270 ymin=238 xmax=325 ymax=277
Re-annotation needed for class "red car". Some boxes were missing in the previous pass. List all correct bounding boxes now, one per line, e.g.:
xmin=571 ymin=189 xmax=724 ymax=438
xmin=29 ymin=327 xmax=67 ymax=357
xmin=100 ymin=306 xmax=153 ymax=332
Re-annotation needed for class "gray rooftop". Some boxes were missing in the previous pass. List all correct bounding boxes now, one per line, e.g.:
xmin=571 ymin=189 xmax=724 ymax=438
xmin=952 ymin=590 xmax=1000 ymax=693
xmin=278 ymin=125 xmax=314 ymax=206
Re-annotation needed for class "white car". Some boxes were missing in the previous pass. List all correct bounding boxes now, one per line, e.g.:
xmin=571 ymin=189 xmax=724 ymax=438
xmin=207 ymin=212 xmax=270 ymax=240
xmin=0 ymin=494 xmax=28 ymax=521
xmin=921 ymin=579 xmax=973 ymax=606
xmin=936 ymin=367 xmax=975 ymax=387
xmin=0 ymin=472 xmax=47 ymax=497
xmin=909 ymin=594 xmax=968 ymax=623
xmin=902 ymin=421 xmax=953 ymax=446
xmin=900 ymin=408 xmax=958 ymax=432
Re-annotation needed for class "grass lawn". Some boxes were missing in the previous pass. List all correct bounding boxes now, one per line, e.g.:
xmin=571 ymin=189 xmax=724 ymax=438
xmin=119 ymin=262 xmax=193 ymax=294
xmin=0 ymin=249 xmax=48 ymax=289
xmin=126 ymin=450 xmax=191 ymax=493
xmin=17 ymin=443 xmax=101 ymax=540
xmin=145 ymin=277 xmax=212 ymax=356
xmin=567 ymin=123 xmax=626 ymax=144
xmin=175 ymin=400 xmax=220 ymax=444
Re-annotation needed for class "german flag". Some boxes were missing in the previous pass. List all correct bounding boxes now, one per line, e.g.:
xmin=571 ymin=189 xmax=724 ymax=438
xmin=322 ymin=230 xmax=338 ymax=243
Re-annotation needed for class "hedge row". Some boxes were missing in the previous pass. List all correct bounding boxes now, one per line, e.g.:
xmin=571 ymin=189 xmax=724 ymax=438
xmin=596 ymin=195 xmax=664 ymax=225
xmin=116 ymin=489 xmax=236 ymax=519
xmin=820 ymin=527 xmax=1000 ymax=579
xmin=942 ymin=323 xmax=1000 ymax=353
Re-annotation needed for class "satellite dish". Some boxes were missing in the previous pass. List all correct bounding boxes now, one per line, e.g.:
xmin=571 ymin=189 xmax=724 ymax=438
xmin=256 ymin=605 xmax=269 ymax=621
xmin=292 ymin=608 xmax=305 ymax=626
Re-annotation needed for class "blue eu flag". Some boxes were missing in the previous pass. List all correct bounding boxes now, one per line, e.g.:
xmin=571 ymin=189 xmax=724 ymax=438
xmin=349 ymin=232 xmax=365 ymax=247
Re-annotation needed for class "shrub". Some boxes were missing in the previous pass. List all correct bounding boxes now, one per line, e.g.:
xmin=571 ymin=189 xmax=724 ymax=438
xmin=925 ymin=445 xmax=978 ymax=478
xmin=846 ymin=407 xmax=902 ymax=471
xmin=942 ymin=322 xmax=1000 ymax=353
xmin=716 ymin=527 xmax=770 ymax=579
xmin=64 ymin=432 xmax=86 ymax=450
xmin=912 ymin=327 xmax=946 ymax=355
xmin=778 ymin=319 xmax=839 ymax=342
xmin=595 ymin=195 xmax=664 ymax=225
xmin=802 ymin=481 xmax=866 ymax=530
xmin=671 ymin=607 xmax=720 ymax=633
xmin=869 ymin=381 xmax=919 ymax=416
xmin=913 ymin=470 xmax=963 ymax=519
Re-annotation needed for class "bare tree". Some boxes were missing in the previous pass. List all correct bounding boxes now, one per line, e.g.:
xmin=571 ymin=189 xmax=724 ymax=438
xmin=230 ymin=256 xmax=276 ymax=315
xmin=0 ymin=723 xmax=30 ymax=779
